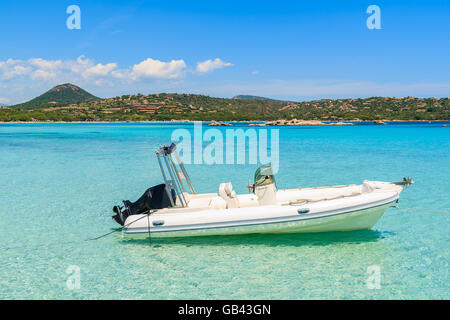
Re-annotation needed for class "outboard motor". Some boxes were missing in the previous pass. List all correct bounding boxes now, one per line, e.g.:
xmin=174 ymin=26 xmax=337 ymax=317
xmin=112 ymin=142 xmax=197 ymax=226
xmin=253 ymin=163 xmax=277 ymax=205
xmin=112 ymin=183 xmax=175 ymax=225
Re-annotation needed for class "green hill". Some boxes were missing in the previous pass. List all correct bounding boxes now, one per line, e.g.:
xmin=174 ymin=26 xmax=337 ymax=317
xmin=13 ymin=83 xmax=100 ymax=109
xmin=1 ymin=85 xmax=449 ymax=122
xmin=233 ymin=95 xmax=278 ymax=101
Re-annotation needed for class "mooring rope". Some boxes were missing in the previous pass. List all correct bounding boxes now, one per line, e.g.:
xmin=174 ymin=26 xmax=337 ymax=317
xmin=391 ymin=206 xmax=450 ymax=214
xmin=147 ymin=213 xmax=152 ymax=245
xmin=88 ymin=209 xmax=156 ymax=241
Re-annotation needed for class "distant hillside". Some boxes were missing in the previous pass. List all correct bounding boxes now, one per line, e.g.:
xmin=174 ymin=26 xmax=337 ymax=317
xmin=1 ymin=86 xmax=448 ymax=122
xmin=13 ymin=83 xmax=100 ymax=109
xmin=233 ymin=95 xmax=278 ymax=101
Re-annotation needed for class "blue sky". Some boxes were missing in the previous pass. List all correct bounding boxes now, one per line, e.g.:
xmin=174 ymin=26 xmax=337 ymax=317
xmin=0 ymin=0 xmax=449 ymax=104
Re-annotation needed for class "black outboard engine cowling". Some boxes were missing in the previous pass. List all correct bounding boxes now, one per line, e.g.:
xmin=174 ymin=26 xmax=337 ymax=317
xmin=112 ymin=183 xmax=175 ymax=226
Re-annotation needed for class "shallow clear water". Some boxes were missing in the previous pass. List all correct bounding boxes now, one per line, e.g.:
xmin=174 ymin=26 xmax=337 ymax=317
xmin=0 ymin=122 xmax=448 ymax=299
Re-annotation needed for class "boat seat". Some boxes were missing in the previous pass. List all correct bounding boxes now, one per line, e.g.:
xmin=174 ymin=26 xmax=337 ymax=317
xmin=177 ymin=192 xmax=218 ymax=208
xmin=362 ymin=181 xmax=374 ymax=193
xmin=236 ymin=194 xmax=259 ymax=207
xmin=218 ymin=182 xmax=240 ymax=209
xmin=209 ymin=196 xmax=227 ymax=209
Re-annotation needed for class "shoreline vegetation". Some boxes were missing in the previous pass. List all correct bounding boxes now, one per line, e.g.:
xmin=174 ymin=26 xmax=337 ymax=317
xmin=1 ymin=83 xmax=449 ymax=123
xmin=1 ymin=119 xmax=448 ymax=125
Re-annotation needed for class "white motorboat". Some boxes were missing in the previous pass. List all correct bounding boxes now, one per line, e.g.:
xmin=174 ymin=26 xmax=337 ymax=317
xmin=112 ymin=143 xmax=413 ymax=238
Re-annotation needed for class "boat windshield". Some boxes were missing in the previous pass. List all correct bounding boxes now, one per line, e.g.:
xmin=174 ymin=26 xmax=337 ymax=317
xmin=254 ymin=163 xmax=276 ymax=188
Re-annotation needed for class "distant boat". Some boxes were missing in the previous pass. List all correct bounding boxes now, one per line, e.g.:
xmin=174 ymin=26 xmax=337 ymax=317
xmin=112 ymin=143 xmax=413 ymax=238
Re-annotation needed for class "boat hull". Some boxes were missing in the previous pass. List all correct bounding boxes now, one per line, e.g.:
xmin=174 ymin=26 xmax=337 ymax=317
xmin=123 ymin=201 xmax=394 ymax=239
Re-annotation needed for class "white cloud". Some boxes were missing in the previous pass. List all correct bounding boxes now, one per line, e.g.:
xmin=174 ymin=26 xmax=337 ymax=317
xmin=0 ymin=59 xmax=22 ymax=68
xmin=0 ymin=60 xmax=32 ymax=80
xmin=0 ymin=56 xmax=232 ymax=84
xmin=31 ymin=69 xmax=58 ymax=80
xmin=13 ymin=65 xmax=32 ymax=76
xmin=68 ymin=55 xmax=93 ymax=74
xmin=111 ymin=70 xmax=126 ymax=79
xmin=196 ymin=58 xmax=233 ymax=74
xmin=0 ymin=55 xmax=224 ymax=103
xmin=0 ymin=56 xmax=121 ymax=83
xmin=130 ymin=58 xmax=187 ymax=80
xmin=82 ymin=63 xmax=118 ymax=78
xmin=0 ymin=97 xmax=10 ymax=104
xmin=28 ymin=58 xmax=63 ymax=70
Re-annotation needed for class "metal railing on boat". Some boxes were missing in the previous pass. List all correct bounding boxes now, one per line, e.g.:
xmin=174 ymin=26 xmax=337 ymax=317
xmin=156 ymin=143 xmax=196 ymax=208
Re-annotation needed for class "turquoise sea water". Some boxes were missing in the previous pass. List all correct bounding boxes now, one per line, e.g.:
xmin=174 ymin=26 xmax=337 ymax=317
xmin=0 ymin=122 xmax=448 ymax=299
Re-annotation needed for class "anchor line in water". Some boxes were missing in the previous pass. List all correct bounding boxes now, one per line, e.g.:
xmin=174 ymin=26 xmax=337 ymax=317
xmin=147 ymin=213 xmax=151 ymax=245
xmin=391 ymin=206 xmax=450 ymax=214
xmin=88 ymin=209 xmax=156 ymax=241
